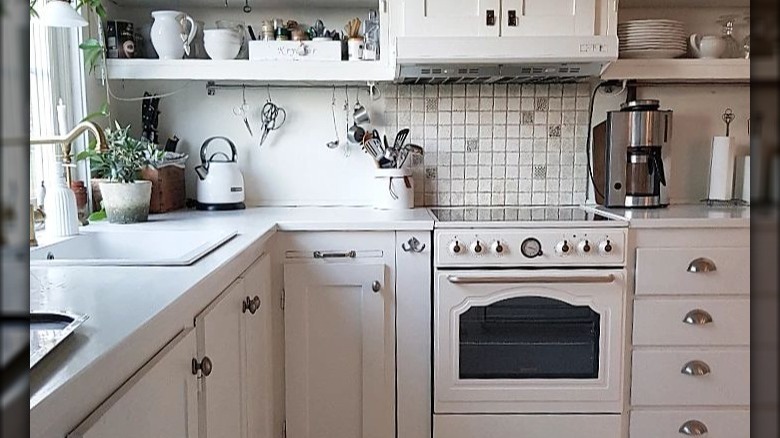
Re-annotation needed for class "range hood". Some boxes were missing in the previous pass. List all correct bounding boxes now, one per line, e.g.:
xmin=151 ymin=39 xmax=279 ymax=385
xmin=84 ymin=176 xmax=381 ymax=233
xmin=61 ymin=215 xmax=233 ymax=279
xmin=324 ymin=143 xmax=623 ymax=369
xmin=395 ymin=35 xmax=618 ymax=84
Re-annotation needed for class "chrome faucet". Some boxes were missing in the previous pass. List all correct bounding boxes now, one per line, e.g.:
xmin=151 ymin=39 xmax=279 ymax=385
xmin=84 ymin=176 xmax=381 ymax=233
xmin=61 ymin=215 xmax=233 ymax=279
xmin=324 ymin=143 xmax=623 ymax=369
xmin=29 ymin=121 xmax=108 ymax=246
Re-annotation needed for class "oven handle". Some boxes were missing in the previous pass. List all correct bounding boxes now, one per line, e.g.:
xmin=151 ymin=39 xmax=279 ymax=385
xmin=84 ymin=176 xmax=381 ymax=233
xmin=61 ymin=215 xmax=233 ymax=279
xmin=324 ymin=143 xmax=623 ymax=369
xmin=446 ymin=274 xmax=617 ymax=285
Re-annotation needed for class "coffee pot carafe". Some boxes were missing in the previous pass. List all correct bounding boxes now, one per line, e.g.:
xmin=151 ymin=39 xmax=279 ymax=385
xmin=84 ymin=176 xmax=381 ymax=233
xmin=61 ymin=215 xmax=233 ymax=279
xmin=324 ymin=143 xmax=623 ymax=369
xmin=602 ymin=99 xmax=673 ymax=208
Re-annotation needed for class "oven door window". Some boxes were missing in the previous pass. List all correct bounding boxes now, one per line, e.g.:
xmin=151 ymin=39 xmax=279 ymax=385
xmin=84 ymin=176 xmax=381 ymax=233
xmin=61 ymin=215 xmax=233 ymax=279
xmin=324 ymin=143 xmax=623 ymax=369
xmin=459 ymin=296 xmax=600 ymax=379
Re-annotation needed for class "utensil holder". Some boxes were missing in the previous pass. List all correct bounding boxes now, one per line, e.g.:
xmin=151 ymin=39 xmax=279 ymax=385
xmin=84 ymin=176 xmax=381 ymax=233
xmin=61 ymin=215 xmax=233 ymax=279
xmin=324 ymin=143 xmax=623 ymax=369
xmin=374 ymin=168 xmax=414 ymax=210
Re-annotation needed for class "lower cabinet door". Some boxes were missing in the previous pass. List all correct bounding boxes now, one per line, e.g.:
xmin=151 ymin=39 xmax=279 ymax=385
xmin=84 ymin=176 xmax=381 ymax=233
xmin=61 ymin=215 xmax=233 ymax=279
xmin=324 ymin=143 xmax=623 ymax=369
xmin=433 ymin=414 xmax=621 ymax=438
xmin=68 ymin=329 xmax=199 ymax=438
xmin=630 ymin=410 xmax=749 ymax=438
xmin=284 ymin=262 xmax=394 ymax=438
xmin=196 ymin=279 xmax=246 ymax=438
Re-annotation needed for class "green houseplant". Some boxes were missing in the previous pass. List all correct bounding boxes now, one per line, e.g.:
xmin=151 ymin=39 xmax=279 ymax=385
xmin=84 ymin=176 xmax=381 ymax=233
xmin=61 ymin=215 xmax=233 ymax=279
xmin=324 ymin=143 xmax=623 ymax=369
xmin=77 ymin=122 xmax=163 ymax=223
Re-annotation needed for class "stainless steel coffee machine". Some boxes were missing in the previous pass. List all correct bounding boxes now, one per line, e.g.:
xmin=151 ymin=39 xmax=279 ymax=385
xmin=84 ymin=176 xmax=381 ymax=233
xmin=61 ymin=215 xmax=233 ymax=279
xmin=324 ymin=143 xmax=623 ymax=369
xmin=600 ymin=100 xmax=673 ymax=208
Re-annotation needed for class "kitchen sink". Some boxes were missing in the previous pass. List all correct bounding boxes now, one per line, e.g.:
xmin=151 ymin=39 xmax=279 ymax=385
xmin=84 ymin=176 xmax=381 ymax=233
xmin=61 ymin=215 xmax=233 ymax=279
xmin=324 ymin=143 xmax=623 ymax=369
xmin=30 ymin=311 xmax=89 ymax=368
xmin=30 ymin=229 xmax=237 ymax=266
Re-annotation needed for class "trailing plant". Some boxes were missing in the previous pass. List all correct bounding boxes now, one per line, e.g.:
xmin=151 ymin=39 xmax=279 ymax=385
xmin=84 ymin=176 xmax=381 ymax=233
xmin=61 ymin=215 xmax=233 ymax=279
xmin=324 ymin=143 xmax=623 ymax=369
xmin=77 ymin=122 xmax=165 ymax=183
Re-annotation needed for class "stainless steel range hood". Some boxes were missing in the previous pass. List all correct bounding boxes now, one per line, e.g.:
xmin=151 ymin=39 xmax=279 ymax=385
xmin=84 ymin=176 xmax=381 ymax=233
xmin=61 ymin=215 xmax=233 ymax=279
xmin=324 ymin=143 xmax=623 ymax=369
xmin=396 ymin=63 xmax=603 ymax=84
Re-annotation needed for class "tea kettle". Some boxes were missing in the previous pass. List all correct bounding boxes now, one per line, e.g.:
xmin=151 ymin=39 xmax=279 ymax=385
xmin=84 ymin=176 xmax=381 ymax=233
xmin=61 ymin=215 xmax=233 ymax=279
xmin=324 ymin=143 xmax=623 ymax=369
xmin=194 ymin=136 xmax=245 ymax=210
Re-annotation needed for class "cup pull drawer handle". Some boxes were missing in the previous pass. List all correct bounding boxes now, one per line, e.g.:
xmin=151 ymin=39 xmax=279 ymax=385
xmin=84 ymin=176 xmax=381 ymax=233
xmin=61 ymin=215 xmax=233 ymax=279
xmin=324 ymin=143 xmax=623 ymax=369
xmin=681 ymin=360 xmax=711 ymax=376
xmin=687 ymin=257 xmax=717 ymax=273
xmin=683 ymin=309 xmax=713 ymax=325
xmin=679 ymin=419 xmax=708 ymax=435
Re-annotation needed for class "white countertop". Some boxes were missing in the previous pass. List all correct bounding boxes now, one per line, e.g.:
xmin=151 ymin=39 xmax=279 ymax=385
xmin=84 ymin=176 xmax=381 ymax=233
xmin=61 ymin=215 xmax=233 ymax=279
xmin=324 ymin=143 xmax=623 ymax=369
xmin=596 ymin=204 xmax=751 ymax=228
xmin=29 ymin=207 xmax=433 ymax=438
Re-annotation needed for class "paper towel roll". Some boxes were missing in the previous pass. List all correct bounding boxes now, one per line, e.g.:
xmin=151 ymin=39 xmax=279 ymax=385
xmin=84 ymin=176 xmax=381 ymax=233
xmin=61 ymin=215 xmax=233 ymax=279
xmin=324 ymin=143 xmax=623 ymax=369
xmin=708 ymin=136 xmax=736 ymax=201
xmin=741 ymin=156 xmax=750 ymax=203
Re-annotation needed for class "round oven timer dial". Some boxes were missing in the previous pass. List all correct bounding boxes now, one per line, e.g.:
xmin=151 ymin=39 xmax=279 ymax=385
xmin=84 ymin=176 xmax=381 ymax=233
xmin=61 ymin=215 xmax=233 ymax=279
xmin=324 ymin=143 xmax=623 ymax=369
xmin=520 ymin=238 xmax=543 ymax=259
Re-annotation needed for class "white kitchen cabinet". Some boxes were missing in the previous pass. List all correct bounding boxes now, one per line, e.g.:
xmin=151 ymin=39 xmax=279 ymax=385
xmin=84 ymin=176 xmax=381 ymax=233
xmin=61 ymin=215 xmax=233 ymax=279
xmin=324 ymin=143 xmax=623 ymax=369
xmin=241 ymin=253 xmax=274 ymax=438
xmin=68 ymin=329 xmax=199 ymax=438
xmin=501 ymin=0 xmax=596 ymax=36
xmin=196 ymin=278 xmax=246 ymax=438
xmin=196 ymin=253 xmax=273 ymax=438
xmin=402 ymin=0 xmax=501 ymax=37
xmin=281 ymin=232 xmax=395 ymax=438
xmin=401 ymin=0 xmax=603 ymax=37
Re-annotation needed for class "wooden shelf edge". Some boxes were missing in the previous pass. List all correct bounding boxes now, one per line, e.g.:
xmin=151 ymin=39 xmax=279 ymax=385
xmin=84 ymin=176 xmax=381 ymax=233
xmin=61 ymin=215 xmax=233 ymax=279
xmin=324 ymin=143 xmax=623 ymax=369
xmin=105 ymin=59 xmax=395 ymax=82
xmin=601 ymin=59 xmax=750 ymax=83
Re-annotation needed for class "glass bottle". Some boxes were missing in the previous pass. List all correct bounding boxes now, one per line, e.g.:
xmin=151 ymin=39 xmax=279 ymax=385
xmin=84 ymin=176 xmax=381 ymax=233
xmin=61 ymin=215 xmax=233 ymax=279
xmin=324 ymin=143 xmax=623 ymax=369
xmin=363 ymin=10 xmax=380 ymax=61
xmin=717 ymin=15 xmax=742 ymax=58
xmin=741 ymin=15 xmax=750 ymax=59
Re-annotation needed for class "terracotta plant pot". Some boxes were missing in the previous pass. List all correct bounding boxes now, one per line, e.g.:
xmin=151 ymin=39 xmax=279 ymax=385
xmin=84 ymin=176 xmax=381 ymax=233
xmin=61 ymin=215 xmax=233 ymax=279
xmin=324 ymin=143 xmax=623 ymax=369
xmin=98 ymin=181 xmax=153 ymax=224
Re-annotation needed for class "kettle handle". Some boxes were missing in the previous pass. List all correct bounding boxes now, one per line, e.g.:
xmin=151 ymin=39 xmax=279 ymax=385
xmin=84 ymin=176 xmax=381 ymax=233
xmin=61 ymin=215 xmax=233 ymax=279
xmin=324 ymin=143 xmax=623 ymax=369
xmin=200 ymin=136 xmax=238 ymax=165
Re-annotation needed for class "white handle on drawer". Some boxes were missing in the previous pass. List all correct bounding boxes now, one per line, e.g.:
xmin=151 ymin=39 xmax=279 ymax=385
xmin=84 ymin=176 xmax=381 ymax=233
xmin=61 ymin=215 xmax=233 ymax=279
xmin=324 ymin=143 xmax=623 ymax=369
xmin=681 ymin=360 xmax=711 ymax=376
xmin=679 ymin=419 xmax=708 ymax=435
xmin=687 ymin=257 xmax=717 ymax=273
xmin=683 ymin=309 xmax=714 ymax=325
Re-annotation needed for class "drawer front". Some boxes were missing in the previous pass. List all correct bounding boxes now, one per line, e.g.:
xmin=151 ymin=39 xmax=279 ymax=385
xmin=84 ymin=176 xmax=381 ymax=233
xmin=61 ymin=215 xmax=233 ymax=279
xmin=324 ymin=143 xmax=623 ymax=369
xmin=635 ymin=247 xmax=749 ymax=296
xmin=633 ymin=298 xmax=750 ymax=346
xmin=630 ymin=409 xmax=749 ymax=438
xmin=631 ymin=350 xmax=749 ymax=406
xmin=434 ymin=414 xmax=621 ymax=438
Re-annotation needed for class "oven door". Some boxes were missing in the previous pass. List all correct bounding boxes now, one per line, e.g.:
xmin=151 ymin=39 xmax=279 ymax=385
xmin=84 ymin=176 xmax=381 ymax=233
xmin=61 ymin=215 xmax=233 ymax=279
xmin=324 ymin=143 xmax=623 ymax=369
xmin=434 ymin=269 xmax=625 ymax=414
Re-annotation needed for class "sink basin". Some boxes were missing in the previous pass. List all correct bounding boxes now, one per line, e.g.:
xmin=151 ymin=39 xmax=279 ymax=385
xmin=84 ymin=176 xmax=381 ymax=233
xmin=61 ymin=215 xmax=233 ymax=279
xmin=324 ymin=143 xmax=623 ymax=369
xmin=30 ymin=311 xmax=89 ymax=368
xmin=30 ymin=229 xmax=237 ymax=266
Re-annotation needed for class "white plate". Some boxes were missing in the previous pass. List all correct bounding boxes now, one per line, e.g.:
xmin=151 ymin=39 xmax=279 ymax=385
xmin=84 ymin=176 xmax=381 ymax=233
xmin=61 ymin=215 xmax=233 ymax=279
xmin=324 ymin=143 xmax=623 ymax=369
xmin=620 ymin=49 xmax=686 ymax=59
xmin=619 ymin=31 xmax=686 ymax=37
xmin=620 ymin=19 xmax=685 ymax=26
xmin=621 ymin=42 xmax=687 ymax=48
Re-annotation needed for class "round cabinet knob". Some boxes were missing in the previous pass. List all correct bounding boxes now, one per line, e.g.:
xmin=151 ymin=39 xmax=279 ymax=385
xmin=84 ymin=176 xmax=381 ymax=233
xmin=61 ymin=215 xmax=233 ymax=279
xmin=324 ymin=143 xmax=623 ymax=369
xmin=491 ymin=241 xmax=505 ymax=254
xmin=555 ymin=240 xmax=571 ymax=256
xmin=471 ymin=241 xmax=484 ymax=254
xmin=577 ymin=240 xmax=591 ymax=254
xmin=598 ymin=240 xmax=613 ymax=255
xmin=449 ymin=241 xmax=463 ymax=255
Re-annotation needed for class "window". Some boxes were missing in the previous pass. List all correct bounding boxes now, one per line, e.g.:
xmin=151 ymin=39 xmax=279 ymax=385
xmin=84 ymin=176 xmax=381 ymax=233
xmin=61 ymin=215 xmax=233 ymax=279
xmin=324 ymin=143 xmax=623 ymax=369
xmin=29 ymin=19 xmax=86 ymax=200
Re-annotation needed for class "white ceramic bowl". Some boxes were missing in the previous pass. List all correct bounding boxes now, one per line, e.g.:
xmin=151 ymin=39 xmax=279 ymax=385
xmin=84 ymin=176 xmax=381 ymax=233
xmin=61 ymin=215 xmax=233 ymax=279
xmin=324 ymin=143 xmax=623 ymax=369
xmin=204 ymin=29 xmax=241 ymax=41
xmin=204 ymin=38 xmax=241 ymax=60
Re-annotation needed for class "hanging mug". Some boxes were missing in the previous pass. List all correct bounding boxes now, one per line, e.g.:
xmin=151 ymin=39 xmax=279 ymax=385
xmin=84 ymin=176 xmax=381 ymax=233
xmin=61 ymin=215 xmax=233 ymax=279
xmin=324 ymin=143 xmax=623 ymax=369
xmin=150 ymin=10 xmax=197 ymax=59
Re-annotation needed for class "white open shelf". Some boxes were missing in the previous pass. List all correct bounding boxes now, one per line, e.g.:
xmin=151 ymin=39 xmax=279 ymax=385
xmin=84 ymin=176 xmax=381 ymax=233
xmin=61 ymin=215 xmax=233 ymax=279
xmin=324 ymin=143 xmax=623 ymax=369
xmin=601 ymin=58 xmax=750 ymax=83
xmin=105 ymin=59 xmax=394 ymax=83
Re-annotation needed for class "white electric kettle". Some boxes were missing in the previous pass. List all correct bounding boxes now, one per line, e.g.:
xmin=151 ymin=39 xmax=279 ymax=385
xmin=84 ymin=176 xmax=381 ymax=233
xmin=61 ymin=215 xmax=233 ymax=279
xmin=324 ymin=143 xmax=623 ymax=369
xmin=194 ymin=136 xmax=246 ymax=210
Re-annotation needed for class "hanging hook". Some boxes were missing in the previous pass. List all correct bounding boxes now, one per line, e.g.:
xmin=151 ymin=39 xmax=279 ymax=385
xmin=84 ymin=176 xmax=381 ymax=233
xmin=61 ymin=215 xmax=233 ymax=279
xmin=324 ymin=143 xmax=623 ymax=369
xmin=266 ymin=84 xmax=272 ymax=102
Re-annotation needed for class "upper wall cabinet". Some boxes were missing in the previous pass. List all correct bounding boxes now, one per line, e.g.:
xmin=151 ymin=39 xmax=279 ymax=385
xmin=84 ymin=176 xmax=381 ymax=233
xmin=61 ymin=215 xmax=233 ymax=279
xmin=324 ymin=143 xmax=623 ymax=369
xmin=401 ymin=0 xmax=606 ymax=38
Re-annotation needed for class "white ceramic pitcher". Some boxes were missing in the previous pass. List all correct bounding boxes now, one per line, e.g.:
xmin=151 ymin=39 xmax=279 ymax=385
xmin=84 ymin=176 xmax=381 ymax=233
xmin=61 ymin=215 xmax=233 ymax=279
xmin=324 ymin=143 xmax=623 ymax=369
xmin=151 ymin=10 xmax=197 ymax=60
xmin=689 ymin=34 xmax=726 ymax=59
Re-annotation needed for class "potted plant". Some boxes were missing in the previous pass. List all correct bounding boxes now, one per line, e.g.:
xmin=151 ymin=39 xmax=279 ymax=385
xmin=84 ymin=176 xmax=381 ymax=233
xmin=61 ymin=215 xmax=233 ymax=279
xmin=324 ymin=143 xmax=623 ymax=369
xmin=77 ymin=122 xmax=164 ymax=223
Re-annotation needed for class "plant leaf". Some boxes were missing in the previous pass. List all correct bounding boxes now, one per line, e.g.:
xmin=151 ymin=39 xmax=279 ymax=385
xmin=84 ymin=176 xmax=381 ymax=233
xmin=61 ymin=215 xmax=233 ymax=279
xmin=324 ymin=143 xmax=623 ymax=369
xmin=81 ymin=101 xmax=110 ymax=122
xmin=88 ymin=208 xmax=107 ymax=222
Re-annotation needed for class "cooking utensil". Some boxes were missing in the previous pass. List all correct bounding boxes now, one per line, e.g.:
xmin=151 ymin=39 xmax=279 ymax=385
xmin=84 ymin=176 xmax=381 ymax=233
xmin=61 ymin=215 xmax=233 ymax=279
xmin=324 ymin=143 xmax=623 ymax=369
xmin=393 ymin=128 xmax=410 ymax=151
xmin=398 ymin=143 xmax=423 ymax=168
xmin=232 ymin=86 xmax=253 ymax=136
xmin=243 ymin=0 xmax=251 ymax=13
xmin=259 ymin=90 xmax=286 ymax=147
xmin=327 ymin=87 xmax=340 ymax=149
xmin=722 ymin=108 xmax=735 ymax=136
xmin=247 ymin=25 xmax=257 ymax=40
xmin=347 ymin=123 xmax=365 ymax=144
xmin=312 ymin=19 xmax=325 ymax=38
xmin=353 ymin=94 xmax=370 ymax=124
xmin=344 ymin=17 xmax=361 ymax=38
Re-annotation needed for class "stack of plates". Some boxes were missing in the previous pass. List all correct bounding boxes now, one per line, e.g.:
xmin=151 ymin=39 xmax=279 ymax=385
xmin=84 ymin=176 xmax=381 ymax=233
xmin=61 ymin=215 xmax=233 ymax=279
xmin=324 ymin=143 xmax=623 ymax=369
xmin=618 ymin=19 xmax=687 ymax=59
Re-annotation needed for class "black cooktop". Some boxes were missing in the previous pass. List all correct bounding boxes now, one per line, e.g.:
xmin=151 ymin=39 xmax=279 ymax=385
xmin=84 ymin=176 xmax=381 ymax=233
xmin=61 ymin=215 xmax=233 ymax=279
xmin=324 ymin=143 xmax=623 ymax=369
xmin=431 ymin=206 xmax=617 ymax=223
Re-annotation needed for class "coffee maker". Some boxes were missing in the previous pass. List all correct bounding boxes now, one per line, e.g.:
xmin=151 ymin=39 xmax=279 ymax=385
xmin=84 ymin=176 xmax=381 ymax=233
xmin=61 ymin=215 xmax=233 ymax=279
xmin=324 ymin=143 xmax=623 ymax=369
xmin=598 ymin=99 xmax=673 ymax=208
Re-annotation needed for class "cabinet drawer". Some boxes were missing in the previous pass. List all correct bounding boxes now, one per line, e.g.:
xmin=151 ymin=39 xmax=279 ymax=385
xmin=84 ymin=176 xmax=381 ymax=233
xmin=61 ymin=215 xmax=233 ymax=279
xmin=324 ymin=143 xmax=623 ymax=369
xmin=631 ymin=349 xmax=749 ymax=406
xmin=635 ymin=247 xmax=749 ymax=295
xmin=434 ymin=414 xmax=621 ymax=438
xmin=630 ymin=409 xmax=749 ymax=438
xmin=633 ymin=298 xmax=750 ymax=346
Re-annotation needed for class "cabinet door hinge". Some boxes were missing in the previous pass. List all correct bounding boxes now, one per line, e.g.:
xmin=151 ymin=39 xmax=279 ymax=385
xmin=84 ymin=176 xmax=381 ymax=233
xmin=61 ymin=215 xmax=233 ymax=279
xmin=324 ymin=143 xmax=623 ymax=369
xmin=281 ymin=288 xmax=285 ymax=310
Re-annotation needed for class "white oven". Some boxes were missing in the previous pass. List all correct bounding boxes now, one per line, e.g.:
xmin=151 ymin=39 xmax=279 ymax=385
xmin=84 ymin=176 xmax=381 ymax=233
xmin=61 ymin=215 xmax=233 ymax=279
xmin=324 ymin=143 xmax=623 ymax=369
xmin=434 ymin=269 xmax=625 ymax=414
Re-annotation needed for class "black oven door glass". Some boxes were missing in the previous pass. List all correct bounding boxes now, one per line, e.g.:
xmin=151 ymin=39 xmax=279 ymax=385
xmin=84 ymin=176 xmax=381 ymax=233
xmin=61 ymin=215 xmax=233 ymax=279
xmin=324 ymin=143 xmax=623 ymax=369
xmin=459 ymin=296 xmax=600 ymax=379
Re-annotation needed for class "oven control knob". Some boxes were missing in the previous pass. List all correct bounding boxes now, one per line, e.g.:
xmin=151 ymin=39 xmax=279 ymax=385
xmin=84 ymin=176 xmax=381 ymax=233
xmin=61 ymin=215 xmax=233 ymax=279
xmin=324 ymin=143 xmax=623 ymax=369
xmin=578 ymin=240 xmax=592 ymax=254
xmin=599 ymin=240 xmax=614 ymax=255
xmin=471 ymin=240 xmax=484 ymax=254
xmin=555 ymin=240 xmax=571 ymax=256
xmin=449 ymin=241 xmax=464 ymax=255
xmin=491 ymin=241 xmax=505 ymax=254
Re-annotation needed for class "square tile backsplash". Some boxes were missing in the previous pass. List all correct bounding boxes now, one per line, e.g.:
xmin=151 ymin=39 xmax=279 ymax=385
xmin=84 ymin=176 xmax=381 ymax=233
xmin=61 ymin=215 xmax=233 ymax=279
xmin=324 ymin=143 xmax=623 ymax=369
xmin=380 ymin=83 xmax=593 ymax=207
